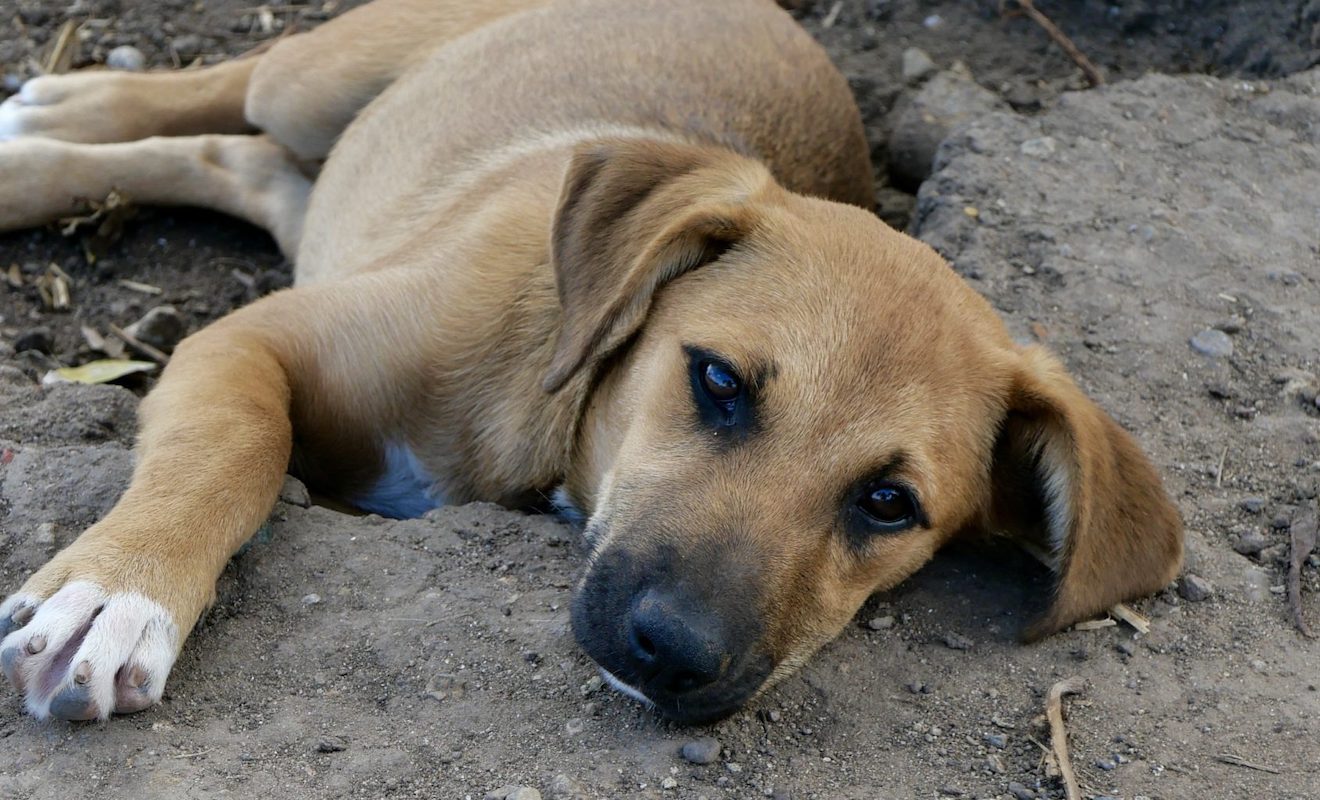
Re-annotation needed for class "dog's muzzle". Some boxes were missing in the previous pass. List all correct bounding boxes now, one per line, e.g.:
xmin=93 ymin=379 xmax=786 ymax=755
xmin=570 ymin=543 xmax=773 ymax=723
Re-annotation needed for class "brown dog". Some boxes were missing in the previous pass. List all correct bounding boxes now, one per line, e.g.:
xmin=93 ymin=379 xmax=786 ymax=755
xmin=0 ymin=0 xmax=1182 ymax=723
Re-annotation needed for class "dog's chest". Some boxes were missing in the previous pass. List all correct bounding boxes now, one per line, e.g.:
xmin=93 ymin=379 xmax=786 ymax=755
xmin=353 ymin=442 xmax=444 ymax=519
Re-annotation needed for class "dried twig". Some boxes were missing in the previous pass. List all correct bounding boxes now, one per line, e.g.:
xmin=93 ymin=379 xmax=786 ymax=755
xmin=1001 ymin=0 xmax=1105 ymax=87
xmin=1288 ymin=500 xmax=1318 ymax=637
xmin=821 ymin=1 xmax=843 ymax=28
xmin=44 ymin=20 xmax=78 ymax=75
xmin=117 ymin=279 xmax=163 ymax=296
xmin=1045 ymin=677 xmax=1086 ymax=800
xmin=1216 ymin=753 xmax=1282 ymax=774
xmin=108 ymin=323 xmax=170 ymax=364
xmin=1215 ymin=445 xmax=1228 ymax=487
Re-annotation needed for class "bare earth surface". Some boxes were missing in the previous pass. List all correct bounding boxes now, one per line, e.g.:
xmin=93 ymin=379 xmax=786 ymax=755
xmin=2 ymin=1 xmax=1319 ymax=799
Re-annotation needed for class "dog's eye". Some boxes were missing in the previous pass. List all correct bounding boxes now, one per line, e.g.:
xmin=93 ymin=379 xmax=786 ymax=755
xmin=700 ymin=360 xmax=741 ymax=405
xmin=857 ymin=482 xmax=916 ymax=529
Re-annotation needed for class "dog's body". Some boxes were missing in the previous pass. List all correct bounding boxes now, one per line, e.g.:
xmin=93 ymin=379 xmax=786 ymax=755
xmin=0 ymin=0 xmax=1182 ymax=723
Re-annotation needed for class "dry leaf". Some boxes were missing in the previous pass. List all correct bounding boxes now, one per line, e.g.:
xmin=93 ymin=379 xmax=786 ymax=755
xmin=42 ymin=359 xmax=156 ymax=386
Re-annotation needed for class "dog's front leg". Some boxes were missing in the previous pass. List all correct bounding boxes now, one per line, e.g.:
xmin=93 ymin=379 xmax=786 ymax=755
xmin=0 ymin=270 xmax=436 ymax=720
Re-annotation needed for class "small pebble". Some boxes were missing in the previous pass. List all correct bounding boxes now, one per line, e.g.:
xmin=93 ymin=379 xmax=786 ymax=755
xmin=548 ymin=774 xmax=587 ymax=800
xmin=937 ymin=787 xmax=963 ymax=797
xmin=1232 ymin=531 xmax=1269 ymax=556
xmin=316 ymin=736 xmax=347 ymax=753
xmin=681 ymin=737 xmax=721 ymax=765
xmin=1178 ymin=574 xmax=1215 ymax=602
xmin=901 ymin=47 xmax=937 ymax=83
xmin=661 ymin=777 xmax=677 ymax=790
xmin=125 ymin=305 xmax=186 ymax=352
xmin=171 ymin=33 xmax=204 ymax=59
xmin=106 ymin=45 xmax=146 ymax=71
xmin=1116 ymin=641 xmax=1135 ymax=657
xmin=1189 ymin=329 xmax=1233 ymax=359
xmin=1240 ymin=497 xmax=1266 ymax=514
xmin=1008 ymin=782 xmax=1036 ymax=800
xmin=942 ymin=632 xmax=974 ymax=651
xmin=1271 ymin=514 xmax=1291 ymax=530
xmin=301 ymin=593 xmax=321 ymax=606
xmin=867 ymin=615 xmax=895 ymax=631
xmin=984 ymin=732 xmax=1007 ymax=748
xmin=1019 ymin=136 xmax=1056 ymax=159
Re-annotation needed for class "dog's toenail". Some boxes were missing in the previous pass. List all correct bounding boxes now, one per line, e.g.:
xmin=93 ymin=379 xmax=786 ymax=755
xmin=25 ymin=635 xmax=46 ymax=655
xmin=74 ymin=661 xmax=92 ymax=684
xmin=12 ymin=605 xmax=34 ymax=625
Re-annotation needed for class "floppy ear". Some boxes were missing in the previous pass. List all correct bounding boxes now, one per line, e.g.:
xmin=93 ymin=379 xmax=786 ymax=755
xmin=542 ymin=138 xmax=774 ymax=392
xmin=989 ymin=347 xmax=1184 ymax=641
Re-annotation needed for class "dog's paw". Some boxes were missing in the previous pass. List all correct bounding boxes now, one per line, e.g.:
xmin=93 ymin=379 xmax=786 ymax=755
xmin=0 ymin=582 xmax=178 ymax=720
xmin=0 ymin=73 xmax=143 ymax=143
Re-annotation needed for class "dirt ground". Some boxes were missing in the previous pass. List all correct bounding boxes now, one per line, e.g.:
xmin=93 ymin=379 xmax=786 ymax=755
xmin=2 ymin=1 xmax=1320 ymax=798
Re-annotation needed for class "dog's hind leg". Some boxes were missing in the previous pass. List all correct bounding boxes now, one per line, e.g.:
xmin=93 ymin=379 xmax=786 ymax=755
xmin=1 ymin=0 xmax=550 ymax=159
xmin=0 ymin=134 xmax=311 ymax=259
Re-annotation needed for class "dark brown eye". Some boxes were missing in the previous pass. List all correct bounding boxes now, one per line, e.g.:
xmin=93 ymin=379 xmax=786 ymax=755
xmin=701 ymin=360 xmax=741 ymax=404
xmin=858 ymin=483 xmax=916 ymax=528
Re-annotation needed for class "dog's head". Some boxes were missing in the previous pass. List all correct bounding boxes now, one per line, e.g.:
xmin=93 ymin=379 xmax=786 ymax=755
xmin=545 ymin=139 xmax=1182 ymax=723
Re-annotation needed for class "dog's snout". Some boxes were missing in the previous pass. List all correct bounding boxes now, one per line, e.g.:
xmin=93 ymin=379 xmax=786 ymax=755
xmin=627 ymin=590 xmax=726 ymax=694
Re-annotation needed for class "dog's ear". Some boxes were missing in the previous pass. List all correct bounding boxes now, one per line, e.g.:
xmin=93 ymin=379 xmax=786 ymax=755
xmin=543 ymin=138 xmax=774 ymax=392
xmin=989 ymin=347 xmax=1183 ymax=641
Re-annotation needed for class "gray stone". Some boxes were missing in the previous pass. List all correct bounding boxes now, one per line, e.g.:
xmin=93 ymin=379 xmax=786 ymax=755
xmin=1178 ymin=574 xmax=1215 ymax=602
xmin=171 ymin=34 xmax=204 ymax=59
xmin=1007 ymin=783 xmax=1036 ymax=800
xmin=1019 ymin=136 xmax=1057 ymax=159
xmin=901 ymin=47 xmax=937 ymax=83
xmin=548 ymin=774 xmax=588 ymax=800
xmin=942 ymin=631 xmax=973 ymax=650
xmin=681 ymin=737 xmax=721 ymax=765
xmin=984 ymin=732 xmax=1007 ymax=748
xmin=1240 ymin=497 xmax=1266 ymax=514
xmin=125 ymin=305 xmax=187 ymax=353
xmin=105 ymin=45 xmax=146 ymax=71
xmin=1232 ymin=531 xmax=1269 ymax=556
xmin=867 ymin=614 xmax=895 ymax=630
xmin=1189 ymin=328 xmax=1233 ymax=359
xmin=279 ymin=474 xmax=311 ymax=508
xmin=887 ymin=71 xmax=1005 ymax=189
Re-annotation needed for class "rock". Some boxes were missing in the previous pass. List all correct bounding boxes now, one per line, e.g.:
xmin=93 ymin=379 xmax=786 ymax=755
xmin=1189 ymin=329 xmax=1233 ymax=359
xmin=937 ymin=787 xmax=963 ymax=797
xmin=901 ymin=47 xmax=937 ymax=83
xmin=661 ymin=777 xmax=678 ymax=789
xmin=888 ymin=71 xmax=1005 ymax=189
xmin=548 ymin=774 xmax=588 ymax=800
xmin=986 ymin=753 xmax=1006 ymax=773
xmin=34 ymin=522 xmax=56 ymax=547
xmin=280 ymin=474 xmax=311 ymax=507
xmin=106 ymin=45 xmax=146 ymax=71
xmin=1019 ymin=136 xmax=1056 ymax=159
xmin=485 ymin=788 xmax=541 ymax=800
xmin=681 ymin=737 xmax=721 ymax=765
xmin=867 ymin=615 xmax=895 ymax=630
xmin=171 ymin=34 xmax=204 ymax=59
xmin=14 ymin=328 xmax=53 ymax=356
xmin=941 ymin=631 xmax=974 ymax=650
xmin=1232 ymin=531 xmax=1269 ymax=556
xmin=125 ymin=305 xmax=186 ymax=353
xmin=301 ymin=593 xmax=321 ymax=606
xmin=1240 ymin=497 xmax=1266 ymax=514
xmin=316 ymin=736 xmax=347 ymax=753
xmin=1178 ymin=574 xmax=1215 ymax=602
xmin=1007 ymin=782 xmax=1036 ymax=800
xmin=1116 ymin=641 xmax=1135 ymax=657
xmin=1271 ymin=514 xmax=1292 ymax=530
xmin=984 ymin=732 xmax=1007 ymax=748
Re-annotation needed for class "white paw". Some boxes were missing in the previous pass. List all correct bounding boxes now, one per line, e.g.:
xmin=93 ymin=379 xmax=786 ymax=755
xmin=0 ymin=581 xmax=178 ymax=720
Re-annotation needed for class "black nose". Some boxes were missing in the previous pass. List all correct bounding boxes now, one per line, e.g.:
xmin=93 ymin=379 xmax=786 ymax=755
xmin=627 ymin=589 xmax=727 ymax=695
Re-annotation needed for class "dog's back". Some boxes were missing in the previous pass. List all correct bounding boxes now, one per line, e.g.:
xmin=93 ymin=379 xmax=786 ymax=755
xmin=301 ymin=0 xmax=873 ymax=276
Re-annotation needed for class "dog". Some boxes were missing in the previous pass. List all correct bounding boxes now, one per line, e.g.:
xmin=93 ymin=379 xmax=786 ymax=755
xmin=0 ymin=0 xmax=1183 ymax=723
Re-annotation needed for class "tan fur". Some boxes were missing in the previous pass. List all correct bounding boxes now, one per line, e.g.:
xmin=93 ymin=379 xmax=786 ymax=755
xmin=0 ymin=0 xmax=1181 ymax=720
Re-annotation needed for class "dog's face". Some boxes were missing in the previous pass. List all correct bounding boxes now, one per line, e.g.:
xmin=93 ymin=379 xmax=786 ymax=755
xmin=546 ymin=140 xmax=1183 ymax=723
